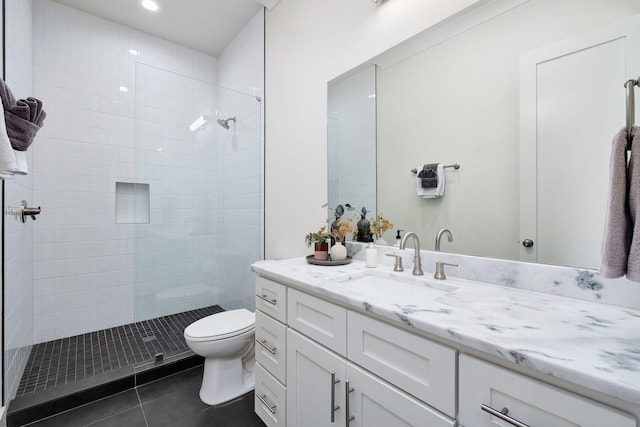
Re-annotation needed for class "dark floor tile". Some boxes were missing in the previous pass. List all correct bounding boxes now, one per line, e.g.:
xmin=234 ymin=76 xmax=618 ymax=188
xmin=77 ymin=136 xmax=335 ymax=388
xmin=141 ymin=382 xmax=209 ymax=426
xmin=136 ymin=366 xmax=203 ymax=404
xmin=171 ymin=392 xmax=262 ymax=427
xmin=86 ymin=407 xmax=147 ymax=427
xmin=25 ymin=390 xmax=140 ymax=427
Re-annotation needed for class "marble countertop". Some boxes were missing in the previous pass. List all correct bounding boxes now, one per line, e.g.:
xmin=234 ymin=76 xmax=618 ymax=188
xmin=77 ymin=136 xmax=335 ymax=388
xmin=252 ymin=257 xmax=640 ymax=406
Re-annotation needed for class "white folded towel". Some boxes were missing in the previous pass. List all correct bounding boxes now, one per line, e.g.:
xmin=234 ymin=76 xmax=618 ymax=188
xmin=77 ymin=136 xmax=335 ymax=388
xmin=416 ymin=163 xmax=445 ymax=198
xmin=13 ymin=150 xmax=28 ymax=174
xmin=0 ymin=101 xmax=19 ymax=178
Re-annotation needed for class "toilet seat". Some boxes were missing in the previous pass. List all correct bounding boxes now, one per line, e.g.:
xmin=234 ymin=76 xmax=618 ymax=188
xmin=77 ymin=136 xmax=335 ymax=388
xmin=184 ymin=309 xmax=255 ymax=342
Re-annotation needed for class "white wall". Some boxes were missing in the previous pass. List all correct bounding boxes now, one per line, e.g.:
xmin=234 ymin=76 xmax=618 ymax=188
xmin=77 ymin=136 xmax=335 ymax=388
xmin=3 ymin=0 xmax=34 ymax=403
xmin=264 ymin=0 xmax=481 ymax=259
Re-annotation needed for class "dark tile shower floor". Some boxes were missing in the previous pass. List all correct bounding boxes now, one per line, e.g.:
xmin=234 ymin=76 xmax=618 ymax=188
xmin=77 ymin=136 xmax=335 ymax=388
xmin=16 ymin=306 xmax=223 ymax=398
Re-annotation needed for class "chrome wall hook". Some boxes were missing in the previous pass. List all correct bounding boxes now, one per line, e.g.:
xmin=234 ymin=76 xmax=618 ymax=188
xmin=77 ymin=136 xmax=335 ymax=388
xmin=21 ymin=200 xmax=41 ymax=223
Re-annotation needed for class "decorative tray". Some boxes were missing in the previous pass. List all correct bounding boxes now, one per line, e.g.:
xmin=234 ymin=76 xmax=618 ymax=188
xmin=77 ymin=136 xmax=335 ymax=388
xmin=306 ymin=255 xmax=353 ymax=266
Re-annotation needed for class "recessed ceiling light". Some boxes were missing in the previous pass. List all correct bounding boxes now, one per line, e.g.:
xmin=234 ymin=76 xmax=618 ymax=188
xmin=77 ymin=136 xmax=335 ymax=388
xmin=141 ymin=0 xmax=159 ymax=12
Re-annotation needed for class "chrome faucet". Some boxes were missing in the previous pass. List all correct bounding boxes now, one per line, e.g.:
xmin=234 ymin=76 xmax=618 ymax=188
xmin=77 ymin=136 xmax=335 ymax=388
xmin=435 ymin=228 xmax=453 ymax=251
xmin=399 ymin=232 xmax=424 ymax=276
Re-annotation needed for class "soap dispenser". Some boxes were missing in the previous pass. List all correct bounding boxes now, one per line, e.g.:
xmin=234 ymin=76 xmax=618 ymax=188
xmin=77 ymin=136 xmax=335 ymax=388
xmin=365 ymin=243 xmax=377 ymax=268
xmin=394 ymin=230 xmax=404 ymax=247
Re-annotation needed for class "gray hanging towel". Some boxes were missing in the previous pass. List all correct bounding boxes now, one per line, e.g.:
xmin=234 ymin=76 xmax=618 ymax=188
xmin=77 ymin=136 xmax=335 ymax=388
xmin=600 ymin=127 xmax=633 ymax=278
xmin=625 ymin=126 xmax=640 ymax=282
xmin=0 ymin=79 xmax=46 ymax=151
xmin=4 ymin=112 xmax=40 ymax=151
xmin=0 ymin=79 xmax=16 ymax=110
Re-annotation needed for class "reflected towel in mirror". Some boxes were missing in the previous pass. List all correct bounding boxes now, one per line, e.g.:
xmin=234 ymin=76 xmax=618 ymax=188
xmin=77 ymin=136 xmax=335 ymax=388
xmin=417 ymin=163 xmax=438 ymax=188
xmin=416 ymin=163 xmax=445 ymax=198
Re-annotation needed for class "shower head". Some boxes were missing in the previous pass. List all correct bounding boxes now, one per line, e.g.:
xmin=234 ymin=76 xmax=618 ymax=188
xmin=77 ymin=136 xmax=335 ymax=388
xmin=217 ymin=117 xmax=236 ymax=129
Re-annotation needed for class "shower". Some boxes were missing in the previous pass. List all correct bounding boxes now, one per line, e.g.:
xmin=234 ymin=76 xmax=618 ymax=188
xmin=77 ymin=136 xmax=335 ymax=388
xmin=217 ymin=116 xmax=236 ymax=129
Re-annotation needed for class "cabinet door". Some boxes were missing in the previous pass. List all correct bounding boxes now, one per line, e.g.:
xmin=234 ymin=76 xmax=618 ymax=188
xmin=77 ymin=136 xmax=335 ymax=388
xmin=459 ymin=355 xmax=636 ymax=427
xmin=346 ymin=363 xmax=455 ymax=427
xmin=348 ymin=311 xmax=457 ymax=417
xmin=286 ymin=329 xmax=346 ymax=427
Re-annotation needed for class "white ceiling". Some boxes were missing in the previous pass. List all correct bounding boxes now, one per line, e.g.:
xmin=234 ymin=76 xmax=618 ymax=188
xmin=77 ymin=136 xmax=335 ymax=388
xmin=52 ymin=0 xmax=264 ymax=56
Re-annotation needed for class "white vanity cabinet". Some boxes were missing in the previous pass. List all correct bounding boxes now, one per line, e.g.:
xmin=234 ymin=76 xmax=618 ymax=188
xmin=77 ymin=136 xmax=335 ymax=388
xmin=254 ymin=276 xmax=288 ymax=427
xmin=254 ymin=268 xmax=638 ymax=427
xmin=255 ymin=274 xmax=458 ymax=426
xmin=458 ymin=355 xmax=636 ymax=427
xmin=287 ymin=328 xmax=455 ymax=427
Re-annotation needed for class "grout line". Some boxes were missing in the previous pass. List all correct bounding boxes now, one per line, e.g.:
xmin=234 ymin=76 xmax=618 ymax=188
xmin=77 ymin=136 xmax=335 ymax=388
xmin=136 ymin=386 xmax=151 ymax=427
xmin=101 ymin=329 xmax=112 ymax=373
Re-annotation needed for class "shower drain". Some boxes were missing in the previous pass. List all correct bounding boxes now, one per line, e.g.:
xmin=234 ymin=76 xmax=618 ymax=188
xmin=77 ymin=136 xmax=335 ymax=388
xmin=142 ymin=335 xmax=157 ymax=343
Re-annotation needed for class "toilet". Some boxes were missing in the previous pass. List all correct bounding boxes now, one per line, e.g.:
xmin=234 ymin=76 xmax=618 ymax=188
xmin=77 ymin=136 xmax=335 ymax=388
xmin=184 ymin=308 xmax=256 ymax=405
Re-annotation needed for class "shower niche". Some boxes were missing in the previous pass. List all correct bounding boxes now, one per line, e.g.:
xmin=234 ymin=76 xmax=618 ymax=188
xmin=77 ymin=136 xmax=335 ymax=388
xmin=115 ymin=182 xmax=150 ymax=224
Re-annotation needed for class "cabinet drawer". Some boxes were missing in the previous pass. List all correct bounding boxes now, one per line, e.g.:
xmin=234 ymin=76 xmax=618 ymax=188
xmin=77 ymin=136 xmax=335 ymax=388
xmin=255 ymin=310 xmax=287 ymax=384
xmin=255 ymin=363 xmax=287 ymax=427
xmin=287 ymin=288 xmax=347 ymax=356
xmin=459 ymin=355 xmax=636 ymax=427
xmin=347 ymin=311 xmax=457 ymax=417
xmin=256 ymin=276 xmax=287 ymax=323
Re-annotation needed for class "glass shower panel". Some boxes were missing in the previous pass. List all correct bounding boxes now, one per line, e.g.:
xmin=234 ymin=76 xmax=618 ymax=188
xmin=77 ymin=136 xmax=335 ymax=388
xmin=134 ymin=64 xmax=262 ymax=321
xmin=216 ymin=85 xmax=262 ymax=310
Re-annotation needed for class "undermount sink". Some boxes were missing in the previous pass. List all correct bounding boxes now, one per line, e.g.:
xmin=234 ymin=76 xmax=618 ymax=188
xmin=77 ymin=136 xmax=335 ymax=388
xmin=331 ymin=269 xmax=459 ymax=294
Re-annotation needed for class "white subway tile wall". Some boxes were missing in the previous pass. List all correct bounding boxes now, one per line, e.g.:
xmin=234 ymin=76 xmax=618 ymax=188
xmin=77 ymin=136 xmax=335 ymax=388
xmin=4 ymin=0 xmax=35 ymax=402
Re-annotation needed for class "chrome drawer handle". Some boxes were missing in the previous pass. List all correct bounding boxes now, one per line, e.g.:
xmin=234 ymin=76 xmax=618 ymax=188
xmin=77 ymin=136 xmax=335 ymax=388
xmin=481 ymin=404 xmax=530 ymax=427
xmin=256 ymin=293 xmax=277 ymax=305
xmin=331 ymin=371 xmax=340 ymax=422
xmin=345 ymin=380 xmax=355 ymax=426
xmin=256 ymin=338 xmax=277 ymax=355
xmin=257 ymin=393 xmax=277 ymax=414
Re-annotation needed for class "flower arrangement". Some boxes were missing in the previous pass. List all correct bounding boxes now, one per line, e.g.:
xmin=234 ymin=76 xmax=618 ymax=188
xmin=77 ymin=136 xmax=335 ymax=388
xmin=305 ymin=223 xmax=331 ymax=247
xmin=332 ymin=219 xmax=356 ymax=242
xmin=369 ymin=213 xmax=393 ymax=240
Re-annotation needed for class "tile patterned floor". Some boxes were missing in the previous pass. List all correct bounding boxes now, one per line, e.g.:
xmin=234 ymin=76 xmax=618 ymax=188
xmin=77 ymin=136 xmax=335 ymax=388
xmin=24 ymin=365 xmax=266 ymax=427
xmin=17 ymin=306 xmax=223 ymax=398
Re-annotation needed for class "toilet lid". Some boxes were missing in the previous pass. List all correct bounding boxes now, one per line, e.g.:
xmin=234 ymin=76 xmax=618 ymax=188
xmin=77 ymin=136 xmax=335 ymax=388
xmin=184 ymin=309 xmax=255 ymax=342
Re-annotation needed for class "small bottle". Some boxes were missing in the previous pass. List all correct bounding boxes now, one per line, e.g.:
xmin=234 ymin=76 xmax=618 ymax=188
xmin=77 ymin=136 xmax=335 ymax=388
xmin=365 ymin=243 xmax=377 ymax=268
xmin=394 ymin=230 xmax=403 ymax=247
